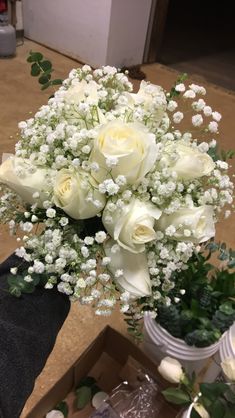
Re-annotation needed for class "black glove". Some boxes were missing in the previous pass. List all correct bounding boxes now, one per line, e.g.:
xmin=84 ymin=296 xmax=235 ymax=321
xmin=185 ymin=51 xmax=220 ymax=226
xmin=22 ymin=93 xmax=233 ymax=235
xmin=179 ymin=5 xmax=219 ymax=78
xmin=0 ymin=254 xmax=70 ymax=418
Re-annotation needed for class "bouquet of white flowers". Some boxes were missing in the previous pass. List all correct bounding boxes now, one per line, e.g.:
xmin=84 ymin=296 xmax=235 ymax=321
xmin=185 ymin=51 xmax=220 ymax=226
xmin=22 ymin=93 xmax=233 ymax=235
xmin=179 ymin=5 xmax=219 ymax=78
xmin=0 ymin=64 xmax=233 ymax=319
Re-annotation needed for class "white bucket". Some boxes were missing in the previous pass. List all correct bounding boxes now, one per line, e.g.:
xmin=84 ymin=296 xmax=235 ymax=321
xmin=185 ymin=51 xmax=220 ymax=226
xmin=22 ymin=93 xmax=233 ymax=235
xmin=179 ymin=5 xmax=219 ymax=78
xmin=219 ymin=322 xmax=235 ymax=362
xmin=143 ymin=312 xmax=222 ymax=379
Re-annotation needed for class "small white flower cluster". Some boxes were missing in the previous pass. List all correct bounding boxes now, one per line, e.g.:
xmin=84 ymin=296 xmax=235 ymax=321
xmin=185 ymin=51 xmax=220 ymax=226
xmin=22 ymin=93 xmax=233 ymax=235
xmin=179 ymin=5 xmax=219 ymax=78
xmin=0 ymin=66 xmax=233 ymax=320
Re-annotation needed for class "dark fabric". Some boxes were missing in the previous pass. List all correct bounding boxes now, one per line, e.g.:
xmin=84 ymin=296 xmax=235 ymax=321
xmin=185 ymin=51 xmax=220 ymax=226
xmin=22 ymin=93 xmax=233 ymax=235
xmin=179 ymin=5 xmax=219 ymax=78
xmin=0 ymin=255 xmax=70 ymax=418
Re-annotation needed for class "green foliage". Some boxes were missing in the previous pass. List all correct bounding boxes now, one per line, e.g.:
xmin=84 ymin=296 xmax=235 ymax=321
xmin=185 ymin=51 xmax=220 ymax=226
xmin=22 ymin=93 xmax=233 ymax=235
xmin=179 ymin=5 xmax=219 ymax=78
xmin=156 ymin=304 xmax=182 ymax=338
xmin=75 ymin=376 xmax=100 ymax=410
xmin=27 ymin=52 xmax=43 ymax=62
xmin=208 ymin=144 xmax=235 ymax=162
xmin=167 ymin=73 xmax=188 ymax=101
xmin=162 ymin=370 xmax=235 ymax=417
xmin=7 ymin=271 xmax=47 ymax=297
xmin=155 ymin=242 xmax=235 ymax=347
xmin=27 ymin=50 xmax=63 ymax=91
xmin=55 ymin=400 xmax=69 ymax=417
xmin=124 ymin=304 xmax=145 ymax=341
xmin=76 ymin=386 xmax=92 ymax=410
xmin=162 ymin=387 xmax=191 ymax=405
xmin=191 ymin=409 xmax=201 ymax=418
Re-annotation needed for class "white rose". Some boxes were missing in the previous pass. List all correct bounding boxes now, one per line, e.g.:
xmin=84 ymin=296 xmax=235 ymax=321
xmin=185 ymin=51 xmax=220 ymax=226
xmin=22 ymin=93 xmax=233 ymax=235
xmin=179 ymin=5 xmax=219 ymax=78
xmin=0 ymin=156 xmax=53 ymax=206
xmin=64 ymin=79 xmax=99 ymax=104
xmin=162 ymin=140 xmax=215 ymax=180
xmin=133 ymin=80 xmax=166 ymax=116
xmin=90 ymin=120 xmax=158 ymax=184
xmin=53 ymin=168 xmax=106 ymax=219
xmin=104 ymin=239 xmax=151 ymax=298
xmin=64 ymin=80 xmax=106 ymax=125
xmin=158 ymin=356 xmax=184 ymax=384
xmin=157 ymin=205 xmax=215 ymax=244
xmin=221 ymin=357 xmax=235 ymax=382
xmin=103 ymin=198 xmax=162 ymax=253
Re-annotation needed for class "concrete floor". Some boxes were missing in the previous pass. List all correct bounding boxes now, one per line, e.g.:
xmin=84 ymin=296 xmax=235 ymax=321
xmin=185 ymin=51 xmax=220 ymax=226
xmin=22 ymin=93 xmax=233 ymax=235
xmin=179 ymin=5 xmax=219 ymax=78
xmin=0 ymin=39 xmax=234 ymax=417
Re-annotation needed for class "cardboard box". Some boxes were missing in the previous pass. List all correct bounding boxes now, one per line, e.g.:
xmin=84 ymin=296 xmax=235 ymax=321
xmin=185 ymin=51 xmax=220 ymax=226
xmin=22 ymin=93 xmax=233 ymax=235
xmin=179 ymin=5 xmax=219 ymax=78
xmin=26 ymin=326 xmax=180 ymax=418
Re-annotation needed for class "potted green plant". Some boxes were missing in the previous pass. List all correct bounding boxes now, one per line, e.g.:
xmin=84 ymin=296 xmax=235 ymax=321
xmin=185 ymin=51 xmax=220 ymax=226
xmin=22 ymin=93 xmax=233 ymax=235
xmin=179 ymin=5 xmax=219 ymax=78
xmin=142 ymin=242 xmax=235 ymax=375
xmin=158 ymin=356 xmax=235 ymax=418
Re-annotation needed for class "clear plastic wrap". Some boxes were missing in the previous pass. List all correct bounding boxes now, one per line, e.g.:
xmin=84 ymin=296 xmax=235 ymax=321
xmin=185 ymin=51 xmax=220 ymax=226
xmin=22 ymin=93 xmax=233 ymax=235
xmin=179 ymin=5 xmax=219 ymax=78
xmin=91 ymin=357 xmax=164 ymax=417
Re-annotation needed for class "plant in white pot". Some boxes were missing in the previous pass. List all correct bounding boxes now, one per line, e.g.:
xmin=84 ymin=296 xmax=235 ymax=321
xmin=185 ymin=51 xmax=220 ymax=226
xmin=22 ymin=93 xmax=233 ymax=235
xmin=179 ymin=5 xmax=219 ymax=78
xmin=158 ymin=356 xmax=235 ymax=418
xmin=138 ymin=243 xmax=235 ymax=376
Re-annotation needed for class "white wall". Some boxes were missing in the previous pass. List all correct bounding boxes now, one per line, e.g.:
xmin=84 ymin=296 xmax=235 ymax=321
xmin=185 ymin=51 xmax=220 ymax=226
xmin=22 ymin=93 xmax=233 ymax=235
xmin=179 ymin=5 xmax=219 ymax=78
xmin=22 ymin=0 xmax=112 ymax=66
xmin=22 ymin=0 xmax=152 ymax=67
xmin=106 ymin=0 xmax=152 ymax=67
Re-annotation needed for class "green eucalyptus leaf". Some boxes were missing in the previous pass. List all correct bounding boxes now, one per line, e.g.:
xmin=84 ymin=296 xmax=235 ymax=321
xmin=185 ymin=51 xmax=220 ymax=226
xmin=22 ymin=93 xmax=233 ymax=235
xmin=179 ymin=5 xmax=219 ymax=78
xmin=76 ymin=386 xmax=92 ymax=410
xmin=40 ymin=60 xmax=52 ymax=71
xmin=228 ymin=259 xmax=235 ymax=268
xmin=219 ymin=252 xmax=229 ymax=261
xmin=41 ymin=82 xmax=51 ymax=91
xmin=39 ymin=74 xmax=51 ymax=85
xmin=9 ymin=286 xmax=21 ymax=297
xmin=55 ymin=400 xmax=69 ymax=417
xmin=27 ymin=55 xmax=34 ymax=63
xmin=51 ymin=78 xmax=63 ymax=85
xmin=31 ymin=62 xmax=41 ymax=76
xmin=7 ymin=274 xmax=35 ymax=296
xmin=162 ymin=388 xmax=191 ymax=405
xmin=206 ymin=242 xmax=219 ymax=252
xmin=29 ymin=51 xmax=43 ymax=62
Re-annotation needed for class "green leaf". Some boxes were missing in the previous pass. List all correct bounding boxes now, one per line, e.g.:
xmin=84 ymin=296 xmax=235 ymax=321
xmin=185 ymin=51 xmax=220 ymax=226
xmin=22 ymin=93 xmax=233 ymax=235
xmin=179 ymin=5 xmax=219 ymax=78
xmin=55 ymin=400 xmax=69 ymax=417
xmin=76 ymin=376 xmax=96 ymax=391
xmin=76 ymin=386 xmax=92 ymax=410
xmin=27 ymin=51 xmax=43 ymax=62
xmin=51 ymin=78 xmax=63 ymax=85
xmin=7 ymin=274 xmax=35 ymax=297
xmin=191 ymin=408 xmax=202 ymax=418
xmin=200 ymin=383 xmax=228 ymax=400
xmin=38 ymin=74 xmax=51 ymax=85
xmin=208 ymin=399 xmax=226 ymax=418
xmin=219 ymin=302 xmax=234 ymax=315
xmin=228 ymin=259 xmax=235 ymax=268
xmin=225 ymin=387 xmax=235 ymax=403
xmin=224 ymin=405 xmax=235 ymax=418
xmin=41 ymin=82 xmax=51 ymax=91
xmin=219 ymin=251 xmax=229 ymax=261
xmin=40 ymin=60 xmax=52 ymax=72
xmin=162 ymin=388 xmax=191 ymax=405
xmin=31 ymin=62 xmax=41 ymax=76
xmin=9 ymin=286 xmax=21 ymax=297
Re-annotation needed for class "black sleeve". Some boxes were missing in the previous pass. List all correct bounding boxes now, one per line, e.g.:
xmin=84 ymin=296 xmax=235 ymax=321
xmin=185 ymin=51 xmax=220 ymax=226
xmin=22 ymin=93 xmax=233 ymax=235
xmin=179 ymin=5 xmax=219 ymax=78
xmin=0 ymin=255 xmax=71 ymax=418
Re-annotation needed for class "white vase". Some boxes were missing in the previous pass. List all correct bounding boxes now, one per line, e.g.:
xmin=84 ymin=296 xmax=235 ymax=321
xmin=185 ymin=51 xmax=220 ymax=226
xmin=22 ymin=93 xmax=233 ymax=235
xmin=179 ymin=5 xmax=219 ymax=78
xmin=219 ymin=322 xmax=235 ymax=361
xmin=143 ymin=312 xmax=223 ymax=380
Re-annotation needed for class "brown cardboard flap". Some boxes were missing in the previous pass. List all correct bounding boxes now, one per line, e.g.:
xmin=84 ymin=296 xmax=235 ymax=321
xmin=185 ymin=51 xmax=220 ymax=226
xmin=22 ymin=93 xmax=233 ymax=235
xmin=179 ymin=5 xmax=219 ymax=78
xmin=26 ymin=367 xmax=74 ymax=418
xmin=25 ymin=326 xmax=179 ymax=418
xmin=73 ymin=325 xmax=107 ymax=383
